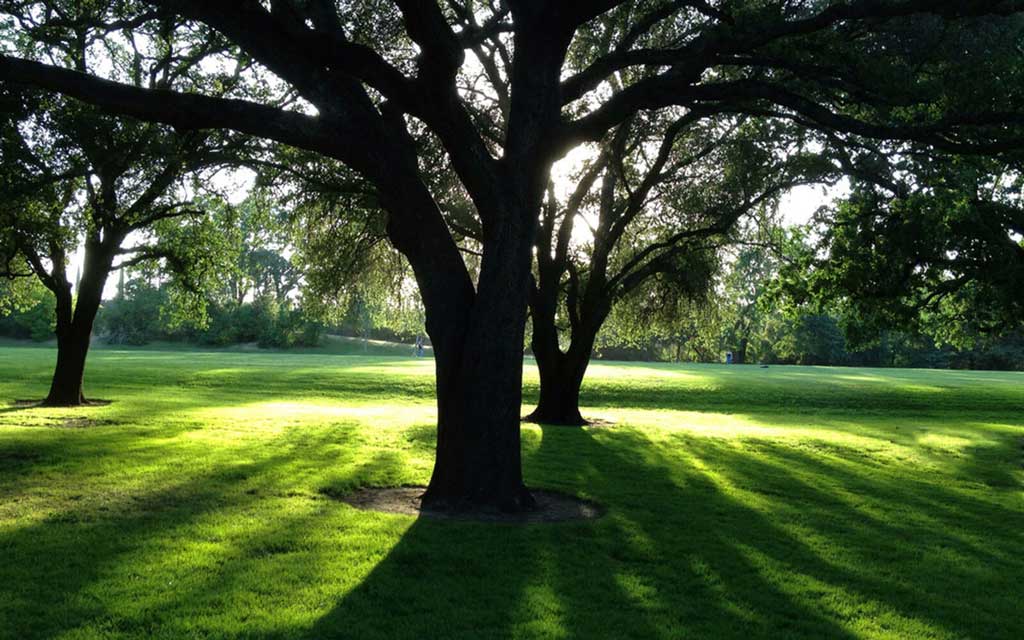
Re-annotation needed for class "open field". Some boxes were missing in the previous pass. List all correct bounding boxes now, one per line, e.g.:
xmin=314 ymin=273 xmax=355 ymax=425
xmin=1 ymin=344 xmax=1022 ymax=639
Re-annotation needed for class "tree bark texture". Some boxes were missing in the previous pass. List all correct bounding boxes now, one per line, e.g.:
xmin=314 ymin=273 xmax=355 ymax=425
xmin=43 ymin=239 xmax=114 ymax=407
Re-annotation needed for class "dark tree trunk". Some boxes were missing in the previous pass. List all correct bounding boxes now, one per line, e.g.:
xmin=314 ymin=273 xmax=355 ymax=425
xmin=529 ymin=349 xmax=588 ymax=426
xmin=525 ymin=289 xmax=602 ymax=426
xmin=365 ymin=17 xmax=569 ymax=512
xmin=526 ymin=318 xmax=595 ymax=426
xmin=43 ymin=239 xmax=115 ymax=407
xmin=377 ymin=160 xmax=537 ymax=512
xmin=736 ymin=338 xmax=749 ymax=365
xmin=44 ymin=284 xmax=87 ymax=406
xmin=419 ymin=237 xmax=536 ymax=510
xmin=425 ymin=325 xmax=534 ymax=511
xmin=46 ymin=326 xmax=91 ymax=406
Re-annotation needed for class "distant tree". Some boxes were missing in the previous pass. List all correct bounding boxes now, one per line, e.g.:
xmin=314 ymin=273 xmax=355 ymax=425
xmin=0 ymin=87 xmax=243 ymax=405
xmin=97 ymin=276 xmax=170 ymax=346
xmin=718 ymin=237 xmax=787 ymax=364
xmin=775 ymin=313 xmax=848 ymax=365
xmin=596 ymin=286 xmax=726 ymax=363
xmin=258 ymin=148 xmax=427 ymax=341
xmin=217 ymin=191 xmax=301 ymax=306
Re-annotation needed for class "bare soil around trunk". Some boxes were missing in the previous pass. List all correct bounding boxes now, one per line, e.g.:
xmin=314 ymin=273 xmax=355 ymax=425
xmin=7 ymin=399 xmax=115 ymax=428
xmin=334 ymin=486 xmax=604 ymax=523
xmin=13 ymin=399 xmax=113 ymax=408
xmin=521 ymin=415 xmax=617 ymax=428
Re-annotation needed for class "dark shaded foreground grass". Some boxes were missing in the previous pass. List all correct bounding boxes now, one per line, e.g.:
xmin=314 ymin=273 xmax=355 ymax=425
xmin=0 ymin=346 xmax=1022 ymax=639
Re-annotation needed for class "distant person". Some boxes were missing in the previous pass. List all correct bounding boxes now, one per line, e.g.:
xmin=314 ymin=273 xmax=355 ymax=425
xmin=415 ymin=335 xmax=424 ymax=357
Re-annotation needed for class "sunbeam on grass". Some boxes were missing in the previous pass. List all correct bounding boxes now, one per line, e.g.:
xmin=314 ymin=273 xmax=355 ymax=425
xmin=1 ymin=345 xmax=1022 ymax=639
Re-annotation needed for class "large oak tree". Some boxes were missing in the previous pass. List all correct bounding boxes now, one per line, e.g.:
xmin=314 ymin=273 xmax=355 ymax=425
xmin=3 ymin=1 xmax=1023 ymax=509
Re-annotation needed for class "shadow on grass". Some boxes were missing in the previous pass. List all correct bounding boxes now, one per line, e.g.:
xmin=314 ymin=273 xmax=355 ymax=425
xmin=0 ymin=456 xmax=286 ymax=639
xmin=0 ymin=426 xmax=418 ymax=640
xmin=298 ymin=424 xmax=1022 ymax=639
xmin=553 ymin=371 xmax=1024 ymax=416
xmin=0 ymin=402 xmax=40 ymax=414
xmin=1 ymin=415 xmax=1021 ymax=638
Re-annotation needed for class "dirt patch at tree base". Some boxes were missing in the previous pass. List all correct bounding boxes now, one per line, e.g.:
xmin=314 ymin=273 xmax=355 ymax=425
xmin=12 ymin=399 xmax=113 ymax=409
xmin=520 ymin=416 xmax=617 ymax=429
xmin=336 ymin=486 xmax=604 ymax=523
xmin=7 ymin=399 xmax=116 ymax=429
xmin=52 ymin=417 xmax=117 ymax=429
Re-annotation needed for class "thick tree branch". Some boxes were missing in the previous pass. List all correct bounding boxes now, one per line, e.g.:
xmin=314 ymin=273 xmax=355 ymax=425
xmin=607 ymin=181 xmax=803 ymax=295
xmin=561 ymin=0 xmax=1024 ymax=133
xmin=0 ymin=55 xmax=379 ymax=169
xmin=148 ymin=0 xmax=417 ymax=108
xmin=569 ymin=76 xmax=1024 ymax=154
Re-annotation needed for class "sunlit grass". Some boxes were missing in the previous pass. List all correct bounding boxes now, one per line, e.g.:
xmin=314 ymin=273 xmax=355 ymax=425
xmin=1 ymin=345 xmax=1022 ymax=639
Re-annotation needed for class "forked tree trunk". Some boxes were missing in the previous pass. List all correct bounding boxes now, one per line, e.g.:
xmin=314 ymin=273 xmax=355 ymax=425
xmin=525 ymin=305 xmax=600 ymax=426
xmin=529 ymin=349 xmax=588 ymax=426
xmin=375 ymin=22 xmax=566 ymax=510
xmin=379 ymin=169 xmax=536 ymax=511
xmin=43 ymin=241 xmax=114 ymax=407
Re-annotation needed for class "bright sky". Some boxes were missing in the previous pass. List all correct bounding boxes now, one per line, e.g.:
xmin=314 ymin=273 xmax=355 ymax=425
xmin=780 ymin=182 xmax=849 ymax=226
xmin=68 ymin=168 xmax=257 ymax=299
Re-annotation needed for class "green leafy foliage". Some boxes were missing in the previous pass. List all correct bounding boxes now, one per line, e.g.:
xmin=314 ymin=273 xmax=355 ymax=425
xmin=96 ymin=278 xmax=168 ymax=346
xmin=95 ymin=276 xmax=324 ymax=349
xmin=789 ymin=154 xmax=1024 ymax=348
xmin=0 ymin=279 xmax=54 ymax=341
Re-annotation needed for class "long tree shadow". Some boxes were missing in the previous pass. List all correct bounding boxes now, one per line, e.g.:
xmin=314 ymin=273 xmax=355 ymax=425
xmin=528 ymin=426 xmax=866 ymax=639
xmin=688 ymin=435 xmax=1022 ymax=631
xmin=298 ymin=425 xmax=869 ymax=639
xmin=0 ymin=454 xmax=297 ymax=639
xmin=3 ymin=350 xmax=1020 ymax=640
xmin=0 ymin=422 xmax=423 ymax=640
xmin=300 ymin=508 xmax=553 ymax=638
xmin=533 ymin=425 xmax=1023 ymax=639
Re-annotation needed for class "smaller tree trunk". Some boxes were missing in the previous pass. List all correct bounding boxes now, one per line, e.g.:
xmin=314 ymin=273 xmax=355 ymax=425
xmin=735 ymin=337 xmax=749 ymax=364
xmin=528 ymin=356 xmax=587 ymax=425
xmin=527 ymin=327 xmax=595 ymax=427
xmin=43 ymin=240 xmax=115 ymax=407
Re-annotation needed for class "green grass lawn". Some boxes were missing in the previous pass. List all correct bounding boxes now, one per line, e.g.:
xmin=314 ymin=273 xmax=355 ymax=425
xmin=1 ymin=345 xmax=1022 ymax=639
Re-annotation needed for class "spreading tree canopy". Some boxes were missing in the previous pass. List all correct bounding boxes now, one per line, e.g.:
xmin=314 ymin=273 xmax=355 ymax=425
xmin=2 ymin=0 xmax=1023 ymax=508
xmin=526 ymin=111 xmax=831 ymax=424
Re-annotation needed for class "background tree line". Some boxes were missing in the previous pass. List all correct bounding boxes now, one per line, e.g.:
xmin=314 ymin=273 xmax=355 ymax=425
xmin=5 ymin=216 xmax=1022 ymax=371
